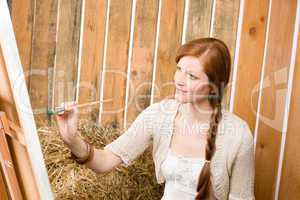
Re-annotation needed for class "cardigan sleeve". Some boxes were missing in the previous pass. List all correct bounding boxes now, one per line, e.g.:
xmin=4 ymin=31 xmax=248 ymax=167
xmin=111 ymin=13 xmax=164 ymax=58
xmin=228 ymin=123 xmax=255 ymax=200
xmin=103 ymin=103 xmax=158 ymax=166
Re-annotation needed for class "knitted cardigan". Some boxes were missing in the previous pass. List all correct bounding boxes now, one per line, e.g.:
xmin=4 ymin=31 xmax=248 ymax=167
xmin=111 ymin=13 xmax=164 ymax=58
xmin=104 ymin=98 xmax=255 ymax=200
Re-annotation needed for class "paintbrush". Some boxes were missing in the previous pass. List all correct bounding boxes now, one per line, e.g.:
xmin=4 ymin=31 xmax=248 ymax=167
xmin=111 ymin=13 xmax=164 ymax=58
xmin=47 ymin=100 xmax=101 ymax=116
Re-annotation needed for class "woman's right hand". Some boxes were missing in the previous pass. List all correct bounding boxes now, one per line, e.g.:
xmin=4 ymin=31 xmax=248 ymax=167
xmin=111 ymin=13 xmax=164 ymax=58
xmin=55 ymin=101 xmax=79 ymax=145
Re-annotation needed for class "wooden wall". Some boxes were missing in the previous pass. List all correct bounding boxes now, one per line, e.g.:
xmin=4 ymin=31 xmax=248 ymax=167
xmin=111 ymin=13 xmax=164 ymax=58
xmin=10 ymin=0 xmax=240 ymax=127
xmin=1 ymin=1 xmax=53 ymax=198
xmin=234 ymin=0 xmax=300 ymax=199
xmin=9 ymin=0 xmax=300 ymax=199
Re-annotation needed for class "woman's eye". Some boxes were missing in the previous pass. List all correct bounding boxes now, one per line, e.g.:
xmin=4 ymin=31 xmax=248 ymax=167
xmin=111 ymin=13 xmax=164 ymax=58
xmin=188 ymin=74 xmax=198 ymax=80
xmin=176 ymin=66 xmax=181 ymax=71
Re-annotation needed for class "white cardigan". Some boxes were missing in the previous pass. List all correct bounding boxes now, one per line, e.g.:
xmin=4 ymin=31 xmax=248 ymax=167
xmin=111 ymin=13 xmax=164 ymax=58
xmin=104 ymin=98 xmax=255 ymax=200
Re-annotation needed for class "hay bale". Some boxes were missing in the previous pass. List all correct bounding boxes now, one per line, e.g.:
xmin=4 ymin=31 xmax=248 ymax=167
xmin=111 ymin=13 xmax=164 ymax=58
xmin=37 ymin=119 xmax=164 ymax=200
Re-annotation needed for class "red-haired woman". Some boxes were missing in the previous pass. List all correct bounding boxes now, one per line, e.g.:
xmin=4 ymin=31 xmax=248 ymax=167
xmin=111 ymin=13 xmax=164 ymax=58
xmin=56 ymin=38 xmax=255 ymax=200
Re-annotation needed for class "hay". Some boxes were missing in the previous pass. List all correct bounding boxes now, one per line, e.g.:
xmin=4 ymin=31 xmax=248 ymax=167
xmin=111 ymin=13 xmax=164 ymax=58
xmin=37 ymin=119 xmax=164 ymax=200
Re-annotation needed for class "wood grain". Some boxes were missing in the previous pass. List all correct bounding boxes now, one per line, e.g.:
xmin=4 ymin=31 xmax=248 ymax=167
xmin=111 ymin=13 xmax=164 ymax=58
xmin=125 ymin=0 xmax=159 ymax=129
xmin=152 ymin=0 xmax=184 ymax=103
xmin=29 ymin=0 xmax=58 ymax=125
xmin=0 ymin=48 xmax=39 ymax=200
xmin=53 ymin=0 xmax=82 ymax=110
xmin=278 ymin=19 xmax=300 ymax=200
xmin=99 ymin=0 xmax=133 ymax=128
xmin=0 ymin=113 xmax=23 ymax=200
xmin=78 ymin=0 xmax=107 ymax=121
xmin=11 ymin=0 xmax=34 ymax=86
xmin=0 ymin=167 xmax=9 ymax=200
xmin=211 ymin=0 xmax=240 ymax=109
xmin=233 ymin=0 xmax=269 ymax=131
xmin=254 ymin=0 xmax=297 ymax=199
xmin=186 ymin=0 xmax=213 ymax=42
xmin=0 ymin=1 xmax=53 ymax=197
xmin=0 ymin=50 xmax=20 ymax=126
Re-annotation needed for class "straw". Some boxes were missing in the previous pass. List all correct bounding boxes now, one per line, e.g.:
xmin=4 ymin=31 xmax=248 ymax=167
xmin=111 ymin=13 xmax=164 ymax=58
xmin=37 ymin=119 xmax=164 ymax=199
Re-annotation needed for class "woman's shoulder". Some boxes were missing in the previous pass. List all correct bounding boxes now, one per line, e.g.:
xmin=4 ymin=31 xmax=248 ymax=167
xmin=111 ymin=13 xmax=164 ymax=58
xmin=143 ymin=98 xmax=178 ymax=115
xmin=222 ymin=110 xmax=251 ymax=130
xmin=221 ymin=110 xmax=254 ymax=148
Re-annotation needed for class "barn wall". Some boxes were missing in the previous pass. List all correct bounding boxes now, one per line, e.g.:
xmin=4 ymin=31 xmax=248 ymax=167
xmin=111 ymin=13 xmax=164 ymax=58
xmin=1 ymin=1 xmax=53 ymax=198
xmin=9 ymin=0 xmax=300 ymax=199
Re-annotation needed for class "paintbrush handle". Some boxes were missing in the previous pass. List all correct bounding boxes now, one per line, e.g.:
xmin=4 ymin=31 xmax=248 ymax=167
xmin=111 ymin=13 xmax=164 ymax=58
xmin=49 ymin=100 xmax=105 ymax=116
xmin=75 ymin=101 xmax=101 ymax=108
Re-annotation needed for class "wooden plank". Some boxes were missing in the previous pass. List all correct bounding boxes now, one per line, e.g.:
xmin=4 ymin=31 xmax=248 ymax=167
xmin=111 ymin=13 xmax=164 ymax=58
xmin=6 ymin=138 xmax=40 ymax=199
xmin=78 ymin=0 xmax=107 ymax=121
xmin=0 ymin=113 xmax=23 ymax=200
xmin=152 ymin=0 xmax=185 ymax=103
xmin=278 ymin=18 xmax=300 ymax=200
xmin=11 ymin=0 xmax=34 ymax=86
xmin=211 ymin=0 xmax=240 ymax=109
xmin=0 ymin=47 xmax=20 ymax=126
xmin=29 ymin=0 xmax=58 ymax=125
xmin=0 ymin=48 xmax=38 ymax=199
xmin=0 ymin=35 xmax=40 ymax=200
xmin=125 ymin=0 xmax=159 ymax=128
xmin=99 ymin=0 xmax=133 ymax=127
xmin=0 ymin=1 xmax=53 ymax=199
xmin=233 ymin=0 xmax=270 ymax=131
xmin=0 ymin=165 xmax=9 ymax=200
xmin=254 ymin=0 xmax=297 ymax=199
xmin=186 ymin=0 xmax=213 ymax=42
xmin=52 ymin=0 xmax=82 ymax=111
xmin=6 ymin=120 xmax=26 ymax=147
xmin=0 ymin=47 xmax=26 ymax=140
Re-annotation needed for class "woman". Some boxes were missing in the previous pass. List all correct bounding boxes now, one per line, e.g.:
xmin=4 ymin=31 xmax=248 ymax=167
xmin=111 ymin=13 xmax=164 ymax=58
xmin=56 ymin=37 xmax=255 ymax=200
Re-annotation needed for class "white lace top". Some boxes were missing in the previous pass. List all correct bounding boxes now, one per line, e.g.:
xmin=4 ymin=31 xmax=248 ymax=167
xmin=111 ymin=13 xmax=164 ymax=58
xmin=161 ymin=148 xmax=207 ymax=200
xmin=104 ymin=98 xmax=255 ymax=200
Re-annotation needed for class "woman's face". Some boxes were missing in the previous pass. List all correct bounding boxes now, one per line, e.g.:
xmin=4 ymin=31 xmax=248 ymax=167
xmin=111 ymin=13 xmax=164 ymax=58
xmin=174 ymin=56 xmax=211 ymax=104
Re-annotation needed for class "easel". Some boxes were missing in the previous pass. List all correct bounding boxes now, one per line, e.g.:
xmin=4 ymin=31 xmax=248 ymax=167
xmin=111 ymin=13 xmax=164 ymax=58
xmin=0 ymin=1 xmax=53 ymax=199
xmin=0 ymin=112 xmax=23 ymax=200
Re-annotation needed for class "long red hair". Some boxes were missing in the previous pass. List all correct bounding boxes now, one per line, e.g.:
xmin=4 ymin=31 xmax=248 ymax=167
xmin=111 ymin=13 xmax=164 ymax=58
xmin=175 ymin=37 xmax=231 ymax=199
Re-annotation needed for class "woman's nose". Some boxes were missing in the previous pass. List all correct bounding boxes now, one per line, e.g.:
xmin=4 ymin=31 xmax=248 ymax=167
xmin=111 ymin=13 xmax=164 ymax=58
xmin=175 ymin=72 xmax=186 ymax=86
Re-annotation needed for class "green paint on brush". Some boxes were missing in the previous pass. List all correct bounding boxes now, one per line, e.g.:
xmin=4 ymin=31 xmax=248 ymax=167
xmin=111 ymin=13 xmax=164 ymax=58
xmin=47 ymin=107 xmax=65 ymax=116
xmin=47 ymin=109 xmax=56 ymax=116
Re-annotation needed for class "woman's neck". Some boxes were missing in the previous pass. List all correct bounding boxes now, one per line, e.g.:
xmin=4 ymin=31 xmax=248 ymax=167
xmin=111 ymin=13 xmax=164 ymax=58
xmin=180 ymin=99 xmax=214 ymax=123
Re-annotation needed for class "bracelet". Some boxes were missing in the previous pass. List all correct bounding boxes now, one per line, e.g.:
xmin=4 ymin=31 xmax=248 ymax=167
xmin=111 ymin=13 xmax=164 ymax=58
xmin=70 ymin=139 xmax=94 ymax=164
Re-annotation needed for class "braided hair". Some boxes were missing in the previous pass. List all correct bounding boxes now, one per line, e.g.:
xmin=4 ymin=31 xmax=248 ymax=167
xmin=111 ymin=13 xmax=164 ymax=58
xmin=175 ymin=37 xmax=231 ymax=199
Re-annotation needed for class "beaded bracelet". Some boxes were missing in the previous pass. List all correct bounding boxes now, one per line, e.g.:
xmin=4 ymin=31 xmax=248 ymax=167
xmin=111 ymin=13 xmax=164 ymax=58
xmin=70 ymin=139 xmax=94 ymax=164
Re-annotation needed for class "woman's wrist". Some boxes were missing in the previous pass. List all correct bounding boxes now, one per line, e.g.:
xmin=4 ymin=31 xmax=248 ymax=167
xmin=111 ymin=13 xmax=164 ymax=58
xmin=66 ymin=134 xmax=88 ymax=158
xmin=71 ymin=139 xmax=94 ymax=164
